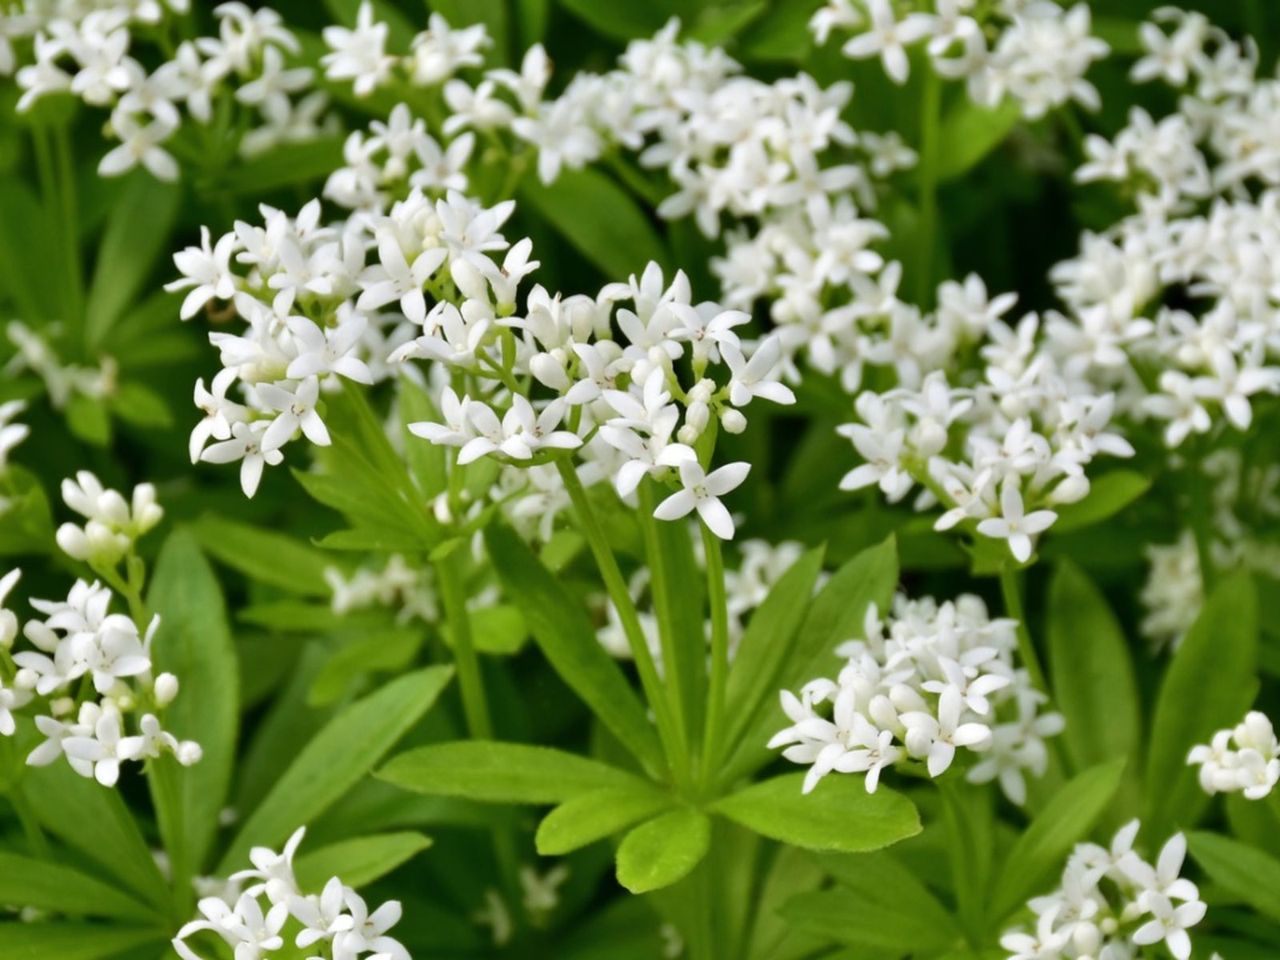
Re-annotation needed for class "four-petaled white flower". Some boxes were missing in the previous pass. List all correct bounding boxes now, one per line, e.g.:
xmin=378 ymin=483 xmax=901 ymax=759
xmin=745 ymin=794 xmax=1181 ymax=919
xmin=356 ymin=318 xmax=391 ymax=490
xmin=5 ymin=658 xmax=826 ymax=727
xmin=653 ymin=460 xmax=751 ymax=540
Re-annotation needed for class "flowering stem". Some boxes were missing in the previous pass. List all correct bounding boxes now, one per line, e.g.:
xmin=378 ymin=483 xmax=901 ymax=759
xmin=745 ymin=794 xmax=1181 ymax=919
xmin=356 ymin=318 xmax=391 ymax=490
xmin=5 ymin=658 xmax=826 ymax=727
xmin=434 ymin=551 xmax=527 ymax=926
xmin=53 ymin=122 xmax=83 ymax=329
xmin=7 ymin=782 xmax=49 ymax=859
xmin=914 ymin=67 xmax=942 ymax=308
xmin=998 ymin=564 xmax=1048 ymax=694
xmin=434 ymin=553 xmax=492 ymax=739
xmin=636 ymin=481 xmax=690 ymax=759
xmin=554 ymin=459 xmax=688 ymax=785
xmin=699 ymin=523 xmax=730 ymax=789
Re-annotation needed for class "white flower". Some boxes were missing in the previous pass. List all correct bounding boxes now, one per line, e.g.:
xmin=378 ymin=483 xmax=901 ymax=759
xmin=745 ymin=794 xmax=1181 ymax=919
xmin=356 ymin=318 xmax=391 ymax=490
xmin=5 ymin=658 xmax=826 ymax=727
xmin=321 ymin=0 xmax=395 ymax=96
xmin=200 ymin=421 xmax=284 ymax=498
xmin=286 ymin=310 xmax=374 ymax=384
xmin=100 ymin=112 xmax=179 ymax=181
xmin=61 ymin=706 xmax=145 ymax=787
xmin=1132 ymin=892 xmax=1206 ymax=960
xmin=258 ymin=377 xmax=330 ymax=452
xmin=723 ymin=336 xmax=796 ymax=408
xmin=902 ymin=685 xmax=992 ymax=777
xmin=167 ymin=227 xmax=241 ymax=319
xmin=231 ymin=826 xmax=307 ymax=903
xmin=840 ymin=0 xmax=934 ymax=84
xmin=976 ymin=480 xmax=1057 ymax=563
xmin=652 ymin=460 xmax=750 ymax=540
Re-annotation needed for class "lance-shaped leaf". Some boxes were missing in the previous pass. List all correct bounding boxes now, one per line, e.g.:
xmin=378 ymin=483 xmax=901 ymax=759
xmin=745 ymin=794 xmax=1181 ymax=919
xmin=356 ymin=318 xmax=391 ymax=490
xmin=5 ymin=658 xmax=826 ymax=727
xmin=712 ymin=773 xmax=920 ymax=853
xmin=615 ymin=808 xmax=711 ymax=894
xmin=378 ymin=740 xmax=645 ymax=804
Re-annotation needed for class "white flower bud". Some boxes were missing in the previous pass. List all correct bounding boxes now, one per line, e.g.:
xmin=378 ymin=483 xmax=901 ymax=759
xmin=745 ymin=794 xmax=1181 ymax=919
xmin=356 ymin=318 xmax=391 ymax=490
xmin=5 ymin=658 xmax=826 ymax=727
xmin=50 ymin=696 xmax=75 ymax=717
xmin=0 ymin=610 xmax=16 ymax=649
xmin=432 ymin=492 xmax=453 ymax=525
xmin=14 ymin=669 xmax=38 ymax=691
xmin=177 ymin=741 xmax=203 ymax=766
xmin=530 ymin=352 xmax=571 ymax=392
xmin=720 ymin=408 xmax=747 ymax=434
xmin=154 ymin=672 xmax=180 ymax=706
xmin=55 ymin=523 xmax=91 ymax=561
xmin=1049 ymin=474 xmax=1090 ymax=504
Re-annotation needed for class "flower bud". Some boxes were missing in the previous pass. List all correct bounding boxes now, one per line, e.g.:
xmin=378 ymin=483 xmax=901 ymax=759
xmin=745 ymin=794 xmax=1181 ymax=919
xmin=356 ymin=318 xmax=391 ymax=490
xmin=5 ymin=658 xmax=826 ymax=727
xmin=14 ymin=669 xmax=38 ymax=691
xmin=154 ymin=672 xmax=180 ymax=706
xmin=719 ymin=408 xmax=747 ymax=434
xmin=177 ymin=741 xmax=203 ymax=766
xmin=0 ymin=610 xmax=16 ymax=649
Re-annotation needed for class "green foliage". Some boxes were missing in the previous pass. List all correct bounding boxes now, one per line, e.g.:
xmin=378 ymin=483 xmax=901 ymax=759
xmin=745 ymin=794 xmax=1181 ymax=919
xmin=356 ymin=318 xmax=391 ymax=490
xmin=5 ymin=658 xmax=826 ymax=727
xmin=615 ymin=808 xmax=711 ymax=894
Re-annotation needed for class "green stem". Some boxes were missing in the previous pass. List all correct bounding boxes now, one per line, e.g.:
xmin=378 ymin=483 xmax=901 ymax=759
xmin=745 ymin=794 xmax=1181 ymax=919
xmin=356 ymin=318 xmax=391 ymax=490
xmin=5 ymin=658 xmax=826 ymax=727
xmin=53 ymin=122 xmax=83 ymax=330
xmin=433 ymin=552 xmax=525 ymax=927
xmin=689 ymin=856 xmax=716 ymax=960
xmin=1188 ymin=458 xmax=1217 ymax=595
xmin=999 ymin=564 xmax=1047 ymax=694
xmin=554 ymin=459 xmax=688 ymax=784
xmin=699 ymin=523 xmax=730 ymax=789
xmin=636 ymin=482 xmax=690 ymax=758
xmin=434 ymin=554 xmax=492 ymax=739
xmin=9 ymin=782 xmax=50 ymax=859
xmin=914 ymin=67 xmax=942 ymax=308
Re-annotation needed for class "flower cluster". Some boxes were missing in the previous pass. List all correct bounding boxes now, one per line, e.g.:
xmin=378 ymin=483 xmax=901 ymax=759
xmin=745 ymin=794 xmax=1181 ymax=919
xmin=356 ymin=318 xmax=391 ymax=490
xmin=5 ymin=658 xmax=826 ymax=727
xmin=10 ymin=1 xmax=333 ymax=178
xmin=769 ymin=592 xmax=1061 ymax=802
xmin=174 ymin=826 xmax=409 ymax=960
xmin=1000 ymin=822 xmax=1206 ymax=960
xmin=0 ymin=472 xmax=198 ymax=787
xmin=326 ymin=553 xmax=438 ymax=623
xmin=6 ymin=320 xmax=116 ymax=412
xmin=1187 ymin=710 xmax=1279 ymax=801
xmin=811 ymin=0 xmax=1109 ymax=119
xmin=1053 ymin=9 xmax=1280 ymax=450
xmin=834 ymin=307 xmax=1134 ymax=563
xmin=1139 ymin=449 xmax=1280 ymax=650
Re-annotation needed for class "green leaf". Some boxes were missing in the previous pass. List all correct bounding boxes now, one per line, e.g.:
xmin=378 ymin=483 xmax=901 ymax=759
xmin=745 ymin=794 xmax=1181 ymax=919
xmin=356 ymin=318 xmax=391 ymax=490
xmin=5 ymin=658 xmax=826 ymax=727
xmin=22 ymin=762 xmax=169 ymax=910
xmin=1187 ymin=831 xmax=1280 ymax=923
xmin=1091 ymin=16 xmax=1144 ymax=55
xmin=818 ymin=850 xmax=959 ymax=940
xmin=85 ymin=171 xmax=181 ymax=348
xmin=147 ymin=530 xmax=239 ymax=883
xmin=723 ymin=537 xmax=897 ymax=783
xmin=1053 ymin=471 xmax=1152 ymax=533
xmin=937 ymin=98 xmax=1022 ymax=182
xmin=736 ymin=0 xmax=822 ymax=61
xmin=536 ymin=787 xmax=675 ymax=856
xmin=378 ymin=740 xmax=644 ymax=804
xmin=225 ymin=134 xmax=346 ymax=195
xmin=0 ymin=853 xmax=159 ymax=922
xmin=0 ymin=178 xmax=61 ymax=320
xmin=485 ymin=525 xmax=663 ymax=771
xmin=218 ymin=665 xmax=453 ymax=873
xmin=1047 ymin=561 xmax=1141 ymax=774
xmin=990 ymin=759 xmax=1127 ymax=921
xmin=452 ymin=604 xmax=528 ymax=656
xmin=615 ymin=808 xmax=711 ymax=894
xmin=780 ymin=884 xmax=955 ymax=952
xmin=65 ymin=392 xmax=112 ymax=446
xmin=688 ymin=2 xmax=767 ymax=44
xmin=554 ymin=0 xmax=668 ymax=41
xmin=110 ymin=381 xmax=172 ymax=429
xmin=293 ymin=831 xmax=432 ymax=892
xmin=0 ymin=923 xmax=164 ymax=960
xmin=308 ymin=627 xmax=425 ymax=706
xmin=190 ymin=514 xmax=333 ymax=596
xmin=721 ymin=546 xmax=824 ymax=762
xmin=1145 ymin=572 xmax=1257 ymax=839
xmin=518 ymin=167 xmax=668 ymax=280
xmin=712 ymin=773 xmax=921 ymax=853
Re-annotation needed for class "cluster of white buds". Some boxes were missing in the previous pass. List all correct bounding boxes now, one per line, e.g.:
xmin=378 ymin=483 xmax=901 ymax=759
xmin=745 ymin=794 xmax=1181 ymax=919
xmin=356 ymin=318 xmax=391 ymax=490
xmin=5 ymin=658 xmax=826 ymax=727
xmin=811 ymin=0 xmax=1109 ymax=119
xmin=770 ymin=592 xmax=1061 ymax=803
xmin=174 ymin=827 xmax=409 ymax=960
xmin=1052 ymin=9 xmax=1280 ymax=450
xmin=0 ymin=568 xmax=198 ymax=786
xmin=9 ymin=2 xmax=334 ymax=178
xmin=1187 ymin=710 xmax=1279 ymax=801
xmin=325 ymin=554 xmax=438 ymax=624
xmin=55 ymin=470 xmax=163 ymax=565
xmin=836 ymin=310 xmax=1134 ymax=563
xmin=1001 ymin=823 xmax=1206 ymax=960
xmin=598 ymin=538 xmax=810 ymax=664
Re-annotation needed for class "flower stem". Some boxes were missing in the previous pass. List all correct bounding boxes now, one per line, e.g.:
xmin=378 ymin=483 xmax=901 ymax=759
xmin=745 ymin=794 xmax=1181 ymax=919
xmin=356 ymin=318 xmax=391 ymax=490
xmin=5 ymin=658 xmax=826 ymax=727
xmin=914 ymin=67 xmax=943 ymax=308
xmin=699 ymin=523 xmax=730 ymax=788
xmin=554 ymin=459 xmax=688 ymax=785
xmin=8 ymin=781 xmax=49 ymax=859
xmin=434 ymin=553 xmax=492 ymax=739
xmin=53 ymin=122 xmax=83 ymax=331
xmin=999 ymin=563 xmax=1047 ymax=694
xmin=636 ymin=481 xmax=690 ymax=758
